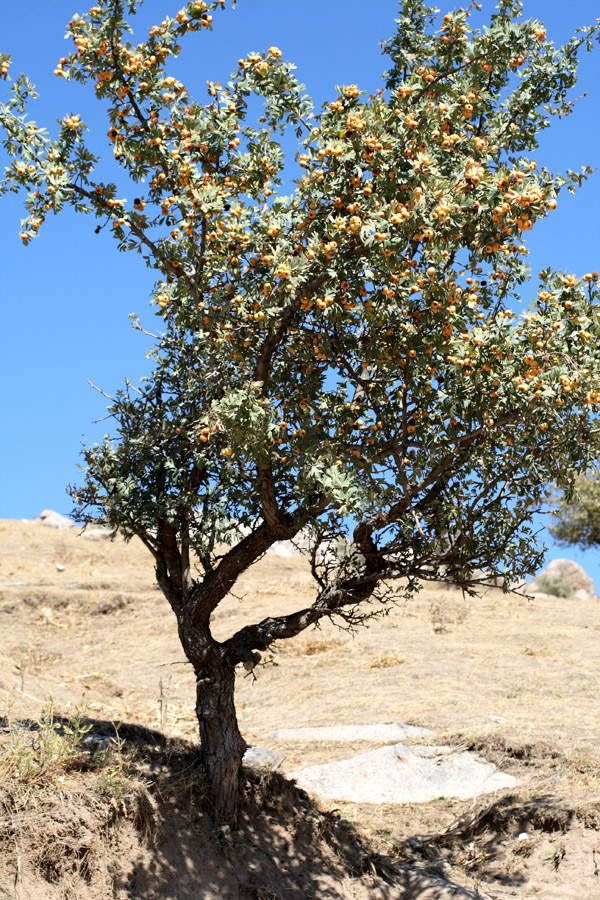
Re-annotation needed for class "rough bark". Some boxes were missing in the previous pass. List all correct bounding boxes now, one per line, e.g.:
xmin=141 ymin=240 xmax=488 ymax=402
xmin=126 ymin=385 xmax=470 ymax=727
xmin=195 ymin=654 xmax=247 ymax=826
xmin=170 ymin=601 xmax=248 ymax=826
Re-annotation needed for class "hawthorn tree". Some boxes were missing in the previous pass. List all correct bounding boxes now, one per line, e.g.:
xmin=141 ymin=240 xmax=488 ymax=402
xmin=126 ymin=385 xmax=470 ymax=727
xmin=2 ymin=0 xmax=600 ymax=823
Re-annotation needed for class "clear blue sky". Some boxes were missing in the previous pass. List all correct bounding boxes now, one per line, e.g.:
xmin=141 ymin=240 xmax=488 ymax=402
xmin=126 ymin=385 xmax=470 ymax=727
xmin=1 ymin=1 xmax=599 ymax=584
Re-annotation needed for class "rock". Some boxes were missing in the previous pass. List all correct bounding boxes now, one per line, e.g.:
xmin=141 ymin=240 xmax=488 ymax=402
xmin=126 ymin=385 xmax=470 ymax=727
xmin=292 ymin=742 xmax=516 ymax=804
xmin=242 ymin=747 xmax=285 ymax=773
xmin=529 ymin=558 xmax=595 ymax=600
xmin=34 ymin=510 xmax=74 ymax=530
xmin=266 ymin=530 xmax=352 ymax=563
xmin=82 ymin=524 xmax=115 ymax=540
xmin=82 ymin=734 xmax=118 ymax=753
xmin=264 ymin=722 xmax=432 ymax=743
xmin=487 ymin=715 xmax=507 ymax=724
xmin=56 ymin=564 xmax=65 ymax=573
xmin=268 ymin=541 xmax=300 ymax=559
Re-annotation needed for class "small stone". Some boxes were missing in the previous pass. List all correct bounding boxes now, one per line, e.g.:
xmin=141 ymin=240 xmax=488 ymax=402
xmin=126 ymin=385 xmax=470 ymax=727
xmin=394 ymin=743 xmax=412 ymax=760
xmin=56 ymin=564 xmax=65 ymax=573
xmin=82 ymin=524 xmax=115 ymax=540
xmin=517 ymin=832 xmax=529 ymax=841
xmin=82 ymin=734 xmax=117 ymax=752
xmin=488 ymin=715 xmax=507 ymax=724
xmin=242 ymin=747 xmax=285 ymax=773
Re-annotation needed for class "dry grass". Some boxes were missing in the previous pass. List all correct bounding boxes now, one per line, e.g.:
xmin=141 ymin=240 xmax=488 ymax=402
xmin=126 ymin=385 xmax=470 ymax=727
xmin=1 ymin=518 xmax=600 ymax=898
xmin=277 ymin=635 xmax=345 ymax=657
xmin=361 ymin=651 xmax=407 ymax=668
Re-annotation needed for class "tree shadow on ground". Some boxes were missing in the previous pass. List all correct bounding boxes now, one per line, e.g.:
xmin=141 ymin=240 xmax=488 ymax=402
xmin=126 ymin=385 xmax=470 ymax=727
xmin=1 ymin=715 xmax=523 ymax=899
xmin=393 ymin=787 xmax=582 ymax=895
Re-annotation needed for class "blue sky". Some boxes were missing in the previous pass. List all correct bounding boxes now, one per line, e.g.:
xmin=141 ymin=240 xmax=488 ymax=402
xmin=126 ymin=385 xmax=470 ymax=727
xmin=1 ymin=1 xmax=599 ymax=585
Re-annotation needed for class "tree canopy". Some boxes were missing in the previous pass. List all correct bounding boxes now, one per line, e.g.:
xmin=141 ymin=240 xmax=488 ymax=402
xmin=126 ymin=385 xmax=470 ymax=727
xmin=2 ymin=0 xmax=600 ymax=822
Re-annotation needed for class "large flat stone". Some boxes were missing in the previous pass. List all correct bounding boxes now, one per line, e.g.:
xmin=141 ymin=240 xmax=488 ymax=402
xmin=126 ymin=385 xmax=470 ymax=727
xmin=265 ymin=722 xmax=432 ymax=743
xmin=293 ymin=742 xmax=516 ymax=804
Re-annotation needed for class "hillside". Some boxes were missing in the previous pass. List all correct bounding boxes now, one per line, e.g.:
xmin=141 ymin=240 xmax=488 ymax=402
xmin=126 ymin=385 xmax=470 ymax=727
xmin=1 ymin=518 xmax=599 ymax=899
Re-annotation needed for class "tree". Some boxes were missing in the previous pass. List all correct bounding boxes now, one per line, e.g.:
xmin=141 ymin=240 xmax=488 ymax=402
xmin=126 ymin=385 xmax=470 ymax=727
xmin=2 ymin=0 xmax=600 ymax=824
xmin=548 ymin=471 xmax=600 ymax=549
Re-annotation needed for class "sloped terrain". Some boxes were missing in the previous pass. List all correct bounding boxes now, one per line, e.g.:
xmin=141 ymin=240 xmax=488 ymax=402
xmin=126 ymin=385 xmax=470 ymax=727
xmin=1 ymin=519 xmax=599 ymax=898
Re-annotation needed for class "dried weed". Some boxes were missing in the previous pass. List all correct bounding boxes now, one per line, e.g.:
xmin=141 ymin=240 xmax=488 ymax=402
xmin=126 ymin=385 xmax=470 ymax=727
xmin=278 ymin=636 xmax=344 ymax=656
xmin=362 ymin=651 xmax=407 ymax=669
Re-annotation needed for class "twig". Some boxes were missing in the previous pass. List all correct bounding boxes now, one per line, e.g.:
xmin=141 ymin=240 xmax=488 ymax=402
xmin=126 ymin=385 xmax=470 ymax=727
xmin=158 ymin=673 xmax=172 ymax=728
xmin=410 ymin=507 xmax=426 ymax=538
xmin=87 ymin=379 xmax=116 ymax=402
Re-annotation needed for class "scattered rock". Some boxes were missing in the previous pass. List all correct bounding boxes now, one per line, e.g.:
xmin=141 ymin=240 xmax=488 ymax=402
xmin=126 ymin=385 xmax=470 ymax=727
xmin=33 ymin=509 xmax=74 ymax=530
xmin=30 ymin=512 xmax=115 ymax=538
xmin=264 ymin=721 xmax=432 ymax=743
xmin=488 ymin=715 xmax=507 ymax=724
xmin=82 ymin=524 xmax=116 ymax=540
xmin=242 ymin=747 xmax=285 ymax=773
xmin=529 ymin=558 xmax=595 ymax=600
xmin=292 ymin=741 xmax=517 ymax=804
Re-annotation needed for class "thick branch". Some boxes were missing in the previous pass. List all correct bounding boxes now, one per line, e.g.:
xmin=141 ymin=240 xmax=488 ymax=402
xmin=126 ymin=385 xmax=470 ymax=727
xmin=223 ymin=575 xmax=379 ymax=662
xmin=253 ymin=241 xmax=365 ymax=391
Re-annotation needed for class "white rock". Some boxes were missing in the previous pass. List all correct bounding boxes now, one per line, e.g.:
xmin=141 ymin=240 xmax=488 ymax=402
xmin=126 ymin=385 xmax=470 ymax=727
xmin=529 ymin=558 xmax=595 ymax=600
xmin=34 ymin=510 xmax=74 ymax=530
xmin=242 ymin=747 xmax=285 ymax=773
xmin=82 ymin=525 xmax=115 ymax=540
xmin=268 ymin=541 xmax=300 ymax=559
xmin=56 ymin=564 xmax=65 ymax=573
xmin=293 ymin=742 xmax=517 ymax=804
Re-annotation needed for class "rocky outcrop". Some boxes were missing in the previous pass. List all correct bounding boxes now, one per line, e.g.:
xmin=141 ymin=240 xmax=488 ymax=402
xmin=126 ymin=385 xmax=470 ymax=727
xmin=33 ymin=509 xmax=74 ymax=530
xmin=528 ymin=558 xmax=595 ymax=601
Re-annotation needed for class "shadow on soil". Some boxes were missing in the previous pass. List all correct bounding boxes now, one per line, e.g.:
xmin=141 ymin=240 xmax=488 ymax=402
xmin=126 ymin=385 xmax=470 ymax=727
xmin=5 ymin=717 xmax=594 ymax=898
xmin=391 ymin=735 xmax=600 ymax=895
xmin=1 ymin=715 xmax=481 ymax=899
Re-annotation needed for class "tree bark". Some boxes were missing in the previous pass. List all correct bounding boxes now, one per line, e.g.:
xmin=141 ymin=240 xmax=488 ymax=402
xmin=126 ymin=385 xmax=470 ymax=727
xmin=195 ymin=655 xmax=247 ymax=826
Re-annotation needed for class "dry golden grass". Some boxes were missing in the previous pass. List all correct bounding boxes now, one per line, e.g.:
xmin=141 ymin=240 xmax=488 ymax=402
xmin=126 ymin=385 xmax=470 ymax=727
xmin=361 ymin=651 xmax=407 ymax=668
xmin=1 ymin=518 xmax=600 ymax=898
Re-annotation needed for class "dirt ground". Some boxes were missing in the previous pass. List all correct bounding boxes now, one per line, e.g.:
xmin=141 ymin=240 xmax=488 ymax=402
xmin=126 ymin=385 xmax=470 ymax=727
xmin=1 ymin=518 xmax=600 ymax=899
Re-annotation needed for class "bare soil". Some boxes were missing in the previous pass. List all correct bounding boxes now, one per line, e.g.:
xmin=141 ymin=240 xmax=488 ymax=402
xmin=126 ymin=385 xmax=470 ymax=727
xmin=1 ymin=519 xmax=600 ymax=899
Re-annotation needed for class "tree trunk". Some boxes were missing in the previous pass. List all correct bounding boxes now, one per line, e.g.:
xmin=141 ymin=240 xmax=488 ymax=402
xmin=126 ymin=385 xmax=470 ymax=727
xmin=195 ymin=656 xmax=247 ymax=826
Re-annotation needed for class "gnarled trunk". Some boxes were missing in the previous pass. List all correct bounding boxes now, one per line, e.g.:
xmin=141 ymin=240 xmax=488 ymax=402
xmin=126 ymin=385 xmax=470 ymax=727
xmin=195 ymin=656 xmax=247 ymax=826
